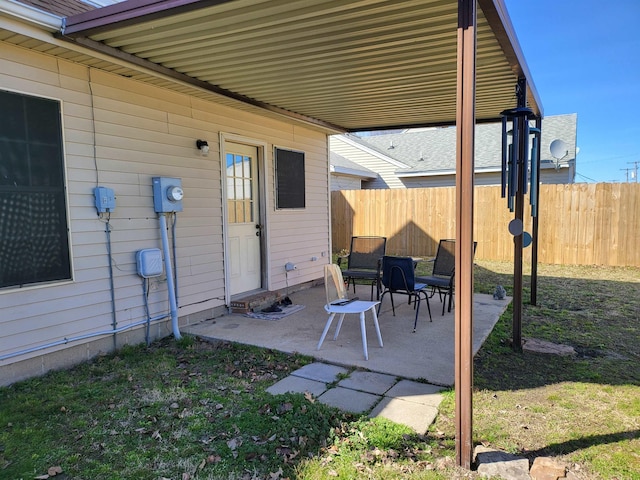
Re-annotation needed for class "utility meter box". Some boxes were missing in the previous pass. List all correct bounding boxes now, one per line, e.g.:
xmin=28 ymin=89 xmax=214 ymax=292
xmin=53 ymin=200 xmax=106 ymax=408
xmin=136 ymin=248 xmax=163 ymax=278
xmin=94 ymin=186 xmax=116 ymax=213
xmin=152 ymin=177 xmax=183 ymax=213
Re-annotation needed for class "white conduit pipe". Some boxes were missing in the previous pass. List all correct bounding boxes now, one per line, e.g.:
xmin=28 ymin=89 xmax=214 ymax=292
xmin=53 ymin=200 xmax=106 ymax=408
xmin=159 ymin=213 xmax=182 ymax=339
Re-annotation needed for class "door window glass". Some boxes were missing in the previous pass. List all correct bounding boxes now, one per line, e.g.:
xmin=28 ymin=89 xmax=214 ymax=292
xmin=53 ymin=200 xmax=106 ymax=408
xmin=226 ymin=153 xmax=254 ymax=224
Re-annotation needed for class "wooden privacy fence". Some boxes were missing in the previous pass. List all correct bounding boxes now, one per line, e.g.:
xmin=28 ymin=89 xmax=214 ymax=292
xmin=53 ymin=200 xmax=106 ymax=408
xmin=331 ymin=183 xmax=640 ymax=267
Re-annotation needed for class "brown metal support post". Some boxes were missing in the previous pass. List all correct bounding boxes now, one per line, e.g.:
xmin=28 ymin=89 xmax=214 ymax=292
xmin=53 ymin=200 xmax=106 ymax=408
xmin=530 ymin=116 xmax=542 ymax=305
xmin=512 ymin=77 xmax=527 ymax=352
xmin=455 ymin=0 xmax=476 ymax=469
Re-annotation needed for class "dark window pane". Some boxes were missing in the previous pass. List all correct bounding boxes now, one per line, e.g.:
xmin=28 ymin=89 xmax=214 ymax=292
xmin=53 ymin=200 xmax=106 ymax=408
xmin=25 ymin=95 xmax=61 ymax=144
xmin=30 ymin=143 xmax=64 ymax=187
xmin=275 ymin=148 xmax=305 ymax=209
xmin=0 ymin=91 xmax=27 ymax=140
xmin=0 ymin=192 xmax=70 ymax=288
xmin=0 ymin=140 xmax=29 ymax=186
xmin=0 ymin=91 xmax=70 ymax=288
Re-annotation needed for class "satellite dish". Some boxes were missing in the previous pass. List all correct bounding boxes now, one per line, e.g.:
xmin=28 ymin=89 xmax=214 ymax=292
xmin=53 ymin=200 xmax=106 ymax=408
xmin=550 ymin=139 xmax=568 ymax=160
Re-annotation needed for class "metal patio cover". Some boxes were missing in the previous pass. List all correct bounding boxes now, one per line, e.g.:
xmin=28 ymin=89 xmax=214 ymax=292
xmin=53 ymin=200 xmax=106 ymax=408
xmin=59 ymin=0 xmax=543 ymax=132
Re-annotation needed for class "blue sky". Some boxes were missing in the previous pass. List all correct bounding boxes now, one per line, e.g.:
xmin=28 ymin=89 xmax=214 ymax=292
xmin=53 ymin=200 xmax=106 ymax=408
xmin=505 ymin=0 xmax=640 ymax=183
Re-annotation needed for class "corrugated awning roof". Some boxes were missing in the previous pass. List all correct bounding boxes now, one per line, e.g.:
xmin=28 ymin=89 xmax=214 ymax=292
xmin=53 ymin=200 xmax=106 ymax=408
xmin=57 ymin=0 xmax=542 ymax=132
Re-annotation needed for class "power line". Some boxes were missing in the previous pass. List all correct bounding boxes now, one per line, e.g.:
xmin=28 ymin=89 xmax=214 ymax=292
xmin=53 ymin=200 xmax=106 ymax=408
xmin=574 ymin=171 xmax=599 ymax=182
xmin=577 ymin=153 xmax=640 ymax=167
xmin=625 ymin=161 xmax=639 ymax=182
xmin=621 ymin=168 xmax=634 ymax=182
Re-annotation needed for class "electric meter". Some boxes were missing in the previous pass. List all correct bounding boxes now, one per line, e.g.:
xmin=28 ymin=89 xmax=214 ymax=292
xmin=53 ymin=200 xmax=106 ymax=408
xmin=167 ymin=185 xmax=184 ymax=202
xmin=152 ymin=177 xmax=183 ymax=212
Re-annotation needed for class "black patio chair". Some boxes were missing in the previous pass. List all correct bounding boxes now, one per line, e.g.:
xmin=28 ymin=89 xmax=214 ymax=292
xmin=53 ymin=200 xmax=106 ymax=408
xmin=378 ymin=256 xmax=431 ymax=332
xmin=338 ymin=236 xmax=386 ymax=300
xmin=416 ymin=239 xmax=476 ymax=315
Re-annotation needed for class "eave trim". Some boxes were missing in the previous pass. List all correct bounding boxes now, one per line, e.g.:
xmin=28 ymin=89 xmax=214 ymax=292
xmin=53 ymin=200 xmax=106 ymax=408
xmin=331 ymin=166 xmax=377 ymax=179
xmin=477 ymin=0 xmax=543 ymax=117
xmin=1 ymin=0 xmax=63 ymax=31
xmin=62 ymin=0 xmax=233 ymax=36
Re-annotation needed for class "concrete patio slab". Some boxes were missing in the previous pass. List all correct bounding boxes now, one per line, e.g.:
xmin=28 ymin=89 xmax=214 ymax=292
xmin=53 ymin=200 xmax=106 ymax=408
xmin=317 ymin=386 xmax=381 ymax=413
xmin=369 ymin=397 xmax=439 ymax=434
xmin=266 ymin=375 xmax=327 ymax=397
xmin=183 ymin=284 xmax=510 ymax=387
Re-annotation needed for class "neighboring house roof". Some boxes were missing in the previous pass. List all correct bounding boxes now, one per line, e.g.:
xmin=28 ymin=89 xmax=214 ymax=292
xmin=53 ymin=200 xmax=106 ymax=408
xmin=351 ymin=113 xmax=578 ymax=177
xmin=337 ymin=134 xmax=410 ymax=169
xmin=330 ymin=152 xmax=377 ymax=179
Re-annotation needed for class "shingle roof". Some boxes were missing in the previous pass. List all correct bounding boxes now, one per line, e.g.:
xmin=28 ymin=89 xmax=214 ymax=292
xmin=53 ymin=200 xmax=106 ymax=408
xmin=356 ymin=114 xmax=577 ymax=174
xmin=17 ymin=0 xmax=95 ymax=17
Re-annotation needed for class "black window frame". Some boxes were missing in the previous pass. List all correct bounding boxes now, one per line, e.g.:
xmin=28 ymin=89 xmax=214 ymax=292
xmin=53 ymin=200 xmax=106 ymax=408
xmin=0 ymin=89 xmax=71 ymax=289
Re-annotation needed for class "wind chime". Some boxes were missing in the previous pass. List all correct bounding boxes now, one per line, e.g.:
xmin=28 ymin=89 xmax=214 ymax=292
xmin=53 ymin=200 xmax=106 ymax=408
xmin=500 ymin=106 xmax=541 ymax=217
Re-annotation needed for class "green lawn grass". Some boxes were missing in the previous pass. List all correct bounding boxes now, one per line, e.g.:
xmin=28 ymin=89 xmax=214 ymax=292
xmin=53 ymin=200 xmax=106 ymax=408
xmin=0 ymin=261 xmax=638 ymax=479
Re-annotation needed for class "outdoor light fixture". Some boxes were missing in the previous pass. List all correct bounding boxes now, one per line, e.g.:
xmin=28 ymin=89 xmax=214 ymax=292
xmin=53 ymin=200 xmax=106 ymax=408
xmin=196 ymin=139 xmax=209 ymax=155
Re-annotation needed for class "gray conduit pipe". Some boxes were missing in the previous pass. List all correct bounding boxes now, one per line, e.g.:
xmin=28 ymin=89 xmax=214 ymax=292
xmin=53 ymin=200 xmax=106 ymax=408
xmin=0 ymin=313 xmax=169 ymax=362
xmin=1 ymin=215 xmax=184 ymax=362
xmin=1 ymin=216 xmax=183 ymax=362
xmin=159 ymin=213 xmax=182 ymax=339
xmin=171 ymin=213 xmax=179 ymax=305
xmin=105 ymin=217 xmax=118 ymax=350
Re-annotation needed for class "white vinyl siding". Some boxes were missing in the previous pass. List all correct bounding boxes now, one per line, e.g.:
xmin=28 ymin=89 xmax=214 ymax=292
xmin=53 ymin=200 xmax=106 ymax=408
xmin=331 ymin=174 xmax=362 ymax=191
xmin=330 ymin=136 xmax=405 ymax=189
xmin=0 ymin=42 xmax=330 ymax=376
xmin=267 ymin=132 xmax=330 ymax=291
xmin=401 ymin=166 xmax=574 ymax=188
xmin=401 ymin=172 xmax=502 ymax=188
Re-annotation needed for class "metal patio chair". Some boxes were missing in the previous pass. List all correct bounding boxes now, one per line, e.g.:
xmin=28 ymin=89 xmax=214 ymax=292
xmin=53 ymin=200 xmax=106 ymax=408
xmin=416 ymin=239 xmax=476 ymax=315
xmin=378 ymin=256 xmax=432 ymax=332
xmin=338 ymin=236 xmax=386 ymax=300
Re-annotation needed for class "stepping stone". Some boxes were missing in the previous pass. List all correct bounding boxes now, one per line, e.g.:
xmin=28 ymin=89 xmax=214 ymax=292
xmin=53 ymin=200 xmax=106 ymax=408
xmin=266 ymin=376 xmax=327 ymax=397
xmin=290 ymin=362 xmax=349 ymax=383
xmin=474 ymin=446 xmax=530 ymax=480
xmin=530 ymin=456 xmax=567 ymax=479
xmin=369 ymin=397 xmax=438 ymax=434
xmin=318 ymin=386 xmax=381 ymax=413
xmin=337 ymin=370 xmax=397 ymax=395
xmin=384 ymin=379 xmax=444 ymax=407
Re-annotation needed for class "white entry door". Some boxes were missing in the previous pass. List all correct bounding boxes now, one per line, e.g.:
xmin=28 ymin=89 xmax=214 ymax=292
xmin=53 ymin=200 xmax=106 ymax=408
xmin=226 ymin=143 xmax=262 ymax=295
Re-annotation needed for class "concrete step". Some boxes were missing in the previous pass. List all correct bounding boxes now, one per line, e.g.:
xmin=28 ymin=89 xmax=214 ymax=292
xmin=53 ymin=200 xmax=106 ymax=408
xmin=229 ymin=290 xmax=283 ymax=313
